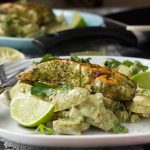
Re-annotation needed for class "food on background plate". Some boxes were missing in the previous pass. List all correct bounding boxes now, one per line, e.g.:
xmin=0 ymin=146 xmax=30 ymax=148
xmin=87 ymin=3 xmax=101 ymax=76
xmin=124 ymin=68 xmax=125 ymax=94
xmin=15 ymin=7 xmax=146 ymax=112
xmin=0 ymin=3 xmax=86 ymax=38
xmin=70 ymin=12 xmax=86 ymax=28
xmin=0 ymin=47 xmax=24 ymax=64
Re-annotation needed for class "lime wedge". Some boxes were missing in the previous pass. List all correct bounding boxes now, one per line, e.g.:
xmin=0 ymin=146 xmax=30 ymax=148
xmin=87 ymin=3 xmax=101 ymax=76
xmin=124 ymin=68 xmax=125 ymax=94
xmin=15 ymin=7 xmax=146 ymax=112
xmin=131 ymin=72 xmax=150 ymax=89
xmin=0 ymin=47 xmax=24 ymax=64
xmin=71 ymin=12 xmax=86 ymax=28
xmin=10 ymin=93 xmax=54 ymax=127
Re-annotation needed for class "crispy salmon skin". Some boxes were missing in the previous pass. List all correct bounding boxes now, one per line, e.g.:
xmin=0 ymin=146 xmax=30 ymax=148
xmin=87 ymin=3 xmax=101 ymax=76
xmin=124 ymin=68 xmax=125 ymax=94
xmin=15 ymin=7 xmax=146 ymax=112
xmin=18 ymin=59 xmax=136 ymax=101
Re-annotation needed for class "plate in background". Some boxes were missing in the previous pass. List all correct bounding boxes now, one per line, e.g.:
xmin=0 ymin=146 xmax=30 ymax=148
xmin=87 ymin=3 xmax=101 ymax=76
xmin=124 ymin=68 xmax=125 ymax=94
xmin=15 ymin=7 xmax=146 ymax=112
xmin=0 ymin=10 xmax=104 ymax=54
xmin=0 ymin=56 xmax=150 ymax=147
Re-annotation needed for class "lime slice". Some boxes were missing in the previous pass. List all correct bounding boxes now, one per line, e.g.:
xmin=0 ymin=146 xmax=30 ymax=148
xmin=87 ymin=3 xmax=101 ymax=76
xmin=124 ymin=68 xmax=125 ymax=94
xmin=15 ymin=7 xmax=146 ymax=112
xmin=71 ymin=12 xmax=86 ymax=28
xmin=131 ymin=72 xmax=150 ymax=89
xmin=10 ymin=93 xmax=54 ymax=127
xmin=0 ymin=47 xmax=24 ymax=64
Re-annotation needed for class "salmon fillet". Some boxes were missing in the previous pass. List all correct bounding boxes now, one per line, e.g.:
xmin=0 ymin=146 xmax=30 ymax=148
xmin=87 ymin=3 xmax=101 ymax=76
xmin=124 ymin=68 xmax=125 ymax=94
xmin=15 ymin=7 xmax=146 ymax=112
xmin=17 ymin=59 xmax=136 ymax=101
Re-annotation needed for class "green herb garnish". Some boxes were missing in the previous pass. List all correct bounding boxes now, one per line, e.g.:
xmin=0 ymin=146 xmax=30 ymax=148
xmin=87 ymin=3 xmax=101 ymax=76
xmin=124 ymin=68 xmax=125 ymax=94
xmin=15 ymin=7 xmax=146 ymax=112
xmin=104 ymin=58 xmax=148 ymax=75
xmin=31 ymin=82 xmax=53 ymax=97
xmin=35 ymin=124 xmax=55 ymax=135
xmin=134 ymin=61 xmax=148 ymax=72
xmin=41 ymin=54 xmax=58 ymax=63
xmin=104 ymin=58 xmax=121 ymax=69
xmin=58 ymin=85 xmax=72 ymax=93
xmin=113 ymin=120 xmax=128 ymax=134
xmin=34 ymin=54 xmax=59 ymax=64
xmin=31 ymin=82 xmax=72 ymax=97
xmin=130 ymin=61 xmax=149 ymax=75
xmin=71 ymin=55 xmax=91 ymax=63
xmin=122 ymin=60 xmax=134 ymax=67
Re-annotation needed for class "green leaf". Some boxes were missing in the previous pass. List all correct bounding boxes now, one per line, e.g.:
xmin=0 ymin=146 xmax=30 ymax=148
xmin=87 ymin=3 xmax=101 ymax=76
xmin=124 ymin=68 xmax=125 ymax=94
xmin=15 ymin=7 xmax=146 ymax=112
xmin=112 ymin=120 xmax=128 ymax=134
xmin=70 ymin=55 xmax=91 ymax=63
xmin=134 ymin=61 xmax=148 ymax=72
xmin=130 ymin=61 xmax=149 ymax=76
xmin=104 ymin=58 xmax=121 ymax=69
xmin=31 ymin=82 xmax=53 ymax=97
xmin=31 ymin=82 xmax=72 ymax=97
xmin=104 ymin=58 xmax=148 ymax=75
xmin=58 ymin=85 xmax=72 ymax=93
xmin=35 ymin=124 xmax=55 ymax=135
xmin=122 ymin=60 xmax=134 ymax=67
xmin=41 ymin=54 xmax=58 ymax=63
xmin=35 ymin=54 xmax=59 ymax=64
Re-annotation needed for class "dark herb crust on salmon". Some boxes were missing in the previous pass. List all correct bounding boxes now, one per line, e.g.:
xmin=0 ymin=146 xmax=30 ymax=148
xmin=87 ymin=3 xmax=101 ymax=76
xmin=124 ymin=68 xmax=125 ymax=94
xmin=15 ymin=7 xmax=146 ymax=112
xmin=17 ymin=59 xmax=136 ymax=101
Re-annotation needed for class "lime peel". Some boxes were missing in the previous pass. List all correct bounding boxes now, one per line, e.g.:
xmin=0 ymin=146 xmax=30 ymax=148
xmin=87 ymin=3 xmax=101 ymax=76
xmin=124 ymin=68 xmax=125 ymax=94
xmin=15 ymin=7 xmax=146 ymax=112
xmin=131 ymin=72 xmax=150 ymax=89
xmin=10 ymin=95 xmax=54 ymax=127
xmin=71 ymin=12 xmax=86 ymax=28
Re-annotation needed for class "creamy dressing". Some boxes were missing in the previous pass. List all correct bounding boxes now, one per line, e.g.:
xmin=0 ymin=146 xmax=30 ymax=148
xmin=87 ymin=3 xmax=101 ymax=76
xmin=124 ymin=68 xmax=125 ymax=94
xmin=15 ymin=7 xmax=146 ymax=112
xmin=0 ymin=89 xmax=10 ymax=107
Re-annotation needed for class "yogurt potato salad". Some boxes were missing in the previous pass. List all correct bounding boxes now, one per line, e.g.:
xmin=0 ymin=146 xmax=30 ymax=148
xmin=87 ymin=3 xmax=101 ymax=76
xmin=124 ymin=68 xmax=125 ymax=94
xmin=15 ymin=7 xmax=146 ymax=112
xmin=1 ymin=55 xmax=150 ymax=135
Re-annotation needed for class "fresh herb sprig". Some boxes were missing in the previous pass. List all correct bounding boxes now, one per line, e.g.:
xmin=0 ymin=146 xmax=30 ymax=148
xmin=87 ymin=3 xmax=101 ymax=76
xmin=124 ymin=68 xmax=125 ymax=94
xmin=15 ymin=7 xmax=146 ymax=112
xmin=35 ymin=124 xmax=55 ymax=135
xmin=104 ymin=58 xmax=121 ymax=70
xmin=31 ymin=82 xmax=53 ymax=97
xmin=31 ymin=82 xmax=72 ymax=97
xmin=71 ymin=55 xmax=91 ymax=63
xmin=104 ymin=58 xmax=148 ymax=75
xmin=58 ymin=85 xmax=72 ymax=93
xmin=34 ymin=54 xmax=59 ymax=64
xmin=130 ymin=61 xmax=149 ymax=75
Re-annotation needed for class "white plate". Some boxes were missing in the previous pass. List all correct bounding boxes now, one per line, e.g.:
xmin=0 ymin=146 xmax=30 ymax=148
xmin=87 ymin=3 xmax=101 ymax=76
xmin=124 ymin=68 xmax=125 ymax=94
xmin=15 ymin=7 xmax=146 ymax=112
xmin=0 ymin=56 xmax=150 ymax=147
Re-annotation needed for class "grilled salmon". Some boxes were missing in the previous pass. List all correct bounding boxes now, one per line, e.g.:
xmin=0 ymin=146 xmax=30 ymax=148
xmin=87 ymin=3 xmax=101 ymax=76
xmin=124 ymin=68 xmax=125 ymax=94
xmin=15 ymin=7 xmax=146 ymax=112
xmin=18 ymin=59 xmax=136 ymax=101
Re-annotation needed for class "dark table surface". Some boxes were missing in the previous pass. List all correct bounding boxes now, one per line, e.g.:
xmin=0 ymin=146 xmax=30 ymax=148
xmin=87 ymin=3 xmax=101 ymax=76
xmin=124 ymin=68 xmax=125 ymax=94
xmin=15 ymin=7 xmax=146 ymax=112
xmin=0 ymin=8 xmax=150 ymax=150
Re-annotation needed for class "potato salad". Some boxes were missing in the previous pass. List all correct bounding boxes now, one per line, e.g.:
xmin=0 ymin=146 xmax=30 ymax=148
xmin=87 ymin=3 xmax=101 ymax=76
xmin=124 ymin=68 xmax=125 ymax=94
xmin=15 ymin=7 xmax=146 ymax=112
xmin=7 ymin=55 xmax=150 ymax=135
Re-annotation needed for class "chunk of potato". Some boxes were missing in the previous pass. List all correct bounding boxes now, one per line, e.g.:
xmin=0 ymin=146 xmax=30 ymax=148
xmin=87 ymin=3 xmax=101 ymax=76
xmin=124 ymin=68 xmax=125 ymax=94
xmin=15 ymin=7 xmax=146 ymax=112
xmin=51 ymin=87 xmax=89 ymax=112
xmin=53 ymin=119 xmax=90 ymax=135
xmin=78 ymin=93 xmax=127 ymax=133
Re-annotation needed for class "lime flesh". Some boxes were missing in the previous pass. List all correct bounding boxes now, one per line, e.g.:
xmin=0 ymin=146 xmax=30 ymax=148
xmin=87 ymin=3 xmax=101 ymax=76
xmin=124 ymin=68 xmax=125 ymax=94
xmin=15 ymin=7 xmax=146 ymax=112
xmin=131 ymin=72 xmax=150 ymax=89
xmin=71 ymin=12 xmax=86 ymax=28
xmin=10 ymin=94 xmax=54 ymax=127
xmin=0 ymin=47 xmax=24 ymax=64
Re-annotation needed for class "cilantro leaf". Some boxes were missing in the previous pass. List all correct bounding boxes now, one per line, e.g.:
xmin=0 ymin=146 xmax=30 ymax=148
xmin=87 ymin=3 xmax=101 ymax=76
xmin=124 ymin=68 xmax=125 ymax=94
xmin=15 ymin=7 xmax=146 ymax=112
xmin=134 ymin=61 xmax=148 ymax=72
xmin=122 ymin=60 xmax=134 ymax=67
xmin=40 ymin=54 xmax=58 ymax=63
xmin=130 ymin=61 xmax=149 ymax=75
xmin=35 ymin=124 xmax=55 ymax=135
xmin=58 ymin=85 xmax=72 ymax=93
xmin=34 ymin=54 xmax=59 ymax=64
xmin=31 ymin=82 xmax=53 ymax=97
xmin=104 ymin=58 xmax=149 ymax=75
xmin=70 ymin=55 xmax=91 ymax=63
xmin=104 ymin=58 xmax=121 ymax=69
xmin=31 ymin=82 xmax=72 ymax=97
xmin=113 ymin=120 xmax=128 ymax=134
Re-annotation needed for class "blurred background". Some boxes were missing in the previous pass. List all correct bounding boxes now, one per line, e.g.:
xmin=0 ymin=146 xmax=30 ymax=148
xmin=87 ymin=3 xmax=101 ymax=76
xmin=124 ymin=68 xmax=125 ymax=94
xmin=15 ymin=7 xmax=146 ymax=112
xmin=1 ymin=0 xmax=150 ymax=8
xmin=0 ymin=0 xmax=150 ymax=58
